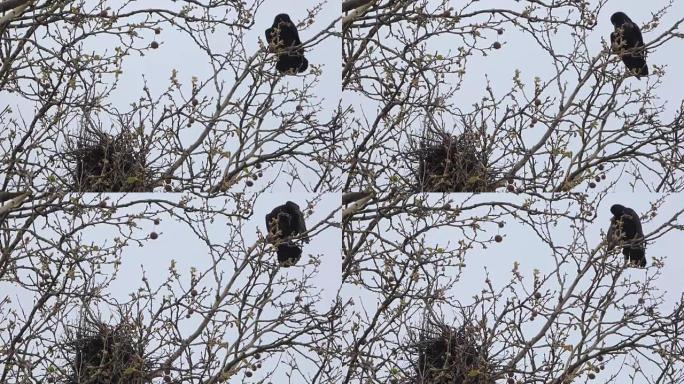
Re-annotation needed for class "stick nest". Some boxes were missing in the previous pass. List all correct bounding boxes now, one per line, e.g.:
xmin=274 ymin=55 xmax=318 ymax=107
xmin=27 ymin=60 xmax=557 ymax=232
xmin=65 ymin=317 xmax=149 ymax=384
xmin=409 ymin=320 xmax=495 ymax=384
xmin=413 ymin=131 xmax=496 ymax=193
xmin=65 ymin=127 xmax=154 ymax=192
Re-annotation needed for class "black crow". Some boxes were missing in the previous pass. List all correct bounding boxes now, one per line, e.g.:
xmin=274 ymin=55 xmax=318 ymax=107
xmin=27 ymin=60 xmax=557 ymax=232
xmin=610 ymin=12 xmax=648 ymax=79
xmin=265 ymin=201 xmax=309 ymax=267
xmin=608 ymin=204 xmax=646 ymax=268
xmin=265 ymin=14 xmax=309 ymax=75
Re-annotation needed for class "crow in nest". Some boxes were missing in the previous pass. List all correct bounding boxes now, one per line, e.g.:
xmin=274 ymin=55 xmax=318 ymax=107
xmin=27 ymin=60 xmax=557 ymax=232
xmin=610 ymin=12 xmax=648 ymax=79
xmin=265 ymin=201 xmax=310 ymax=267
xmin=265 ymin=13 xmax=309 ymax=75
xmin=607 ymin=204 xmax=646 ymax=268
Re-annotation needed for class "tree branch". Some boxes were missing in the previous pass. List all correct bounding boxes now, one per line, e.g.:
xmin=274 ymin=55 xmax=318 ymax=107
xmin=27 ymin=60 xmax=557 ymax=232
xmin=0 ymin=0 xmax=29 ymax=13
xmin=342 ymin=0 xmax=374 ymax=13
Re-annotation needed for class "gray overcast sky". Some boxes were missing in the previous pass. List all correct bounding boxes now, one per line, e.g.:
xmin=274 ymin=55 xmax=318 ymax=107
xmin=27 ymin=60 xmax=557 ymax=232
xmin=106 ymin=192 xmax=341 ymax=309
xmin=117 ymin=192 xmax=339 ymax=383
xmin=344 ymin=191 xmax=684 ymax=381
xmin=118 ymin=0 xmax=340 ymax=192
xmin=343 ymin=0 xmax=684 ymax=192
xmin=460 ymin=0 xmax=684 ymax=111
xmin=3 ymin=1 xmax=343 ymax=381
xmin=4 ymin=0 xmax=341 ymax=192
xmin=107 ymin=0 xmax=340 ymax=111
xmin=3 ymin=191 xmax=340 ymax=383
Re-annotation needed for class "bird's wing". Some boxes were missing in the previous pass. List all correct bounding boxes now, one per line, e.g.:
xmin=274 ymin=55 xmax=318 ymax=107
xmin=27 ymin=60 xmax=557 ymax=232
xmin=620 ymin=214 xmax=639 ymax=240
xmin=625 ymin=208 xmax=644 ymax=237
xmin=265 ymin=211 xmax=276 ymax=235
xmin=286 ymin=201 xmax=309 ymax=242
xmin=298 ymin=56 xmax=309 ymax=73
xmin=287 ymin=21 xmax=303 ymax=46
xmin=295 ymin=209 xmax=309 ymax=242
xmin=621 ymin=22 xmax=644 ymax=50
xmin=265 ymin=27 xmax=273 ymax=43
xmin=293 ymin=29 xmax=302 ymax=46
xmin=630 ymin=22 xmax=645 ymax=47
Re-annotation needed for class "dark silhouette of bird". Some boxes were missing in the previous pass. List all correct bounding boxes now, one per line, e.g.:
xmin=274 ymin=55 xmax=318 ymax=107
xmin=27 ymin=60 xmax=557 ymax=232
xmin=265 ymin=13 xmax=309 ymax=75
xmin=607 ymin=204 xmax=646 ymax=268
xmin=276 ymin=54 xmax=308 ymax=74
xmin=610 ymin=12 xmax=648 ymax=79
xmin=265 ymin=201 xmax=309 ymax=267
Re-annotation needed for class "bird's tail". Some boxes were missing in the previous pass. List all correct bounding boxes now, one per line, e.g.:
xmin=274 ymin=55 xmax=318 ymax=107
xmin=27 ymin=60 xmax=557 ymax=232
xmin=298 ymin=57 xmax=309 ymax=73
xmin=633 ymin=61 xmax=648 ymax=79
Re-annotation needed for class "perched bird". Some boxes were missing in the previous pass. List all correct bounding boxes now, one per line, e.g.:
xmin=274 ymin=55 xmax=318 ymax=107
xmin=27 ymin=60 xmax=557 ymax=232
xmin=265 ymin=201 xmax=309 ymax=267
xmin=265 ymin=13 xmax=309 ymax=75
xmin=607 ymin=204 xmax=646 ymax=268
xmin=610 ymin=12 xmax=648 ymax=79
xmin=265 ymin=14 xmax=300 ymax=51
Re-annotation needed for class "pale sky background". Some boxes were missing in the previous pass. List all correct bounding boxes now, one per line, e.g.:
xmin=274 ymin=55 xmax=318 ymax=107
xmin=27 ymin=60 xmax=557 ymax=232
xmin=2 ymin=192 xmax=341 ymax=383
xmin=3 ymin=0 xmax=341 ymax=192
xmin=456 ymin=0 xmax=684 ymax=116
xmin=344 ymin=191 xmax=684 ymax=381
xmin=2 ymin=1 xmax=343 ymax=382
xmin=107 ymin=192 xmax=342 ymax=383
xmin=343 ymin=0 xmax=684 ymax=192
xmin=125 ymin=0 xmax=341 ymax=193
xmin=100 ymin=193 xmax=341 ymax=313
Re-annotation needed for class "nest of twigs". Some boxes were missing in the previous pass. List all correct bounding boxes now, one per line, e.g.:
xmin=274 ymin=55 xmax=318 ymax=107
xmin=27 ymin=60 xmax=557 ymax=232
xmin=65 ymin=127 xmax=153 ymax=192
xmin=65 ymin=317 xmax=149 ymax=384
xmin=413 ymin=130 xmax=496 ymax=193
xmin=410 ymin=320 xmax=495 ymax=384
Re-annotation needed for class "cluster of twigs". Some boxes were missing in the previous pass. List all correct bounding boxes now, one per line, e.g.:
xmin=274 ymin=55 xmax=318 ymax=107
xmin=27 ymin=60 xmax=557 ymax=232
xmin=413 ymin=130 xmax=496 ymax=193
xmin=408 ymin=318 xmax=495 ymax=384
xmin=64 ymin=127 xmax=153 ymax=192
xmin=64 ymin=316 xmax=149 ymax=384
